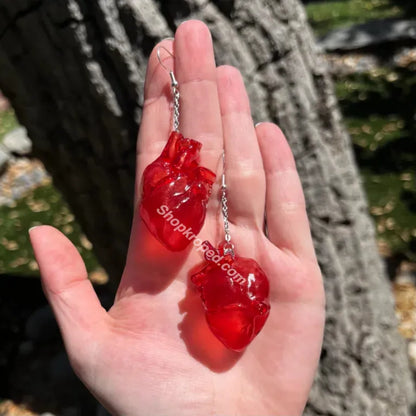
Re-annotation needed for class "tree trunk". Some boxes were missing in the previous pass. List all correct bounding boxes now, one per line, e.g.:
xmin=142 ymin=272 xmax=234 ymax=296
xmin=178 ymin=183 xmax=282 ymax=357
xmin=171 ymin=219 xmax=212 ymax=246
xmin=0 ymin=0 xmax=414 ymax=414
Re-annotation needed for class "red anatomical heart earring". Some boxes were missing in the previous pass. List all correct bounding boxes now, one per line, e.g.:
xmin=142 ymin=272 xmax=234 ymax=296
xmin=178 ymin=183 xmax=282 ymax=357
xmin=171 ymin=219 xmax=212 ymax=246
xmin=191 ymin=154 xmax=271 ymax=351
xmin=140 ymin=47 xmax=216 ymax=251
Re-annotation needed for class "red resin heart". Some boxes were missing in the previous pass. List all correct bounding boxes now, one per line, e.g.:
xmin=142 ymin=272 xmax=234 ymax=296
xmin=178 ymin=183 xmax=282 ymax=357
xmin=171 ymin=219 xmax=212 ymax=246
xmin=191 ymin=242 xmax=270 ymax=351
xmin=140 ymin=132 xmax=216 ymax=251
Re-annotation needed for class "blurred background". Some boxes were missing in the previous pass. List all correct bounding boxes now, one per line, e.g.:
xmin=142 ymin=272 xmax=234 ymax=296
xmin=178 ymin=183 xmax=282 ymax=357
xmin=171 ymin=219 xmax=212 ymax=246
xmin=0 ymin=0 xmax=415 ymax=415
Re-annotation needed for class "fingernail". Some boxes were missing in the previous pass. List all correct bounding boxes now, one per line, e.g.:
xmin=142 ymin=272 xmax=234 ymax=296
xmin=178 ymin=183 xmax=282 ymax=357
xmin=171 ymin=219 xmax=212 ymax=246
xmin=255 ymin=122 xmax=264 ymax=127
xmin=29 ymin=226 xmax=39 ymax=233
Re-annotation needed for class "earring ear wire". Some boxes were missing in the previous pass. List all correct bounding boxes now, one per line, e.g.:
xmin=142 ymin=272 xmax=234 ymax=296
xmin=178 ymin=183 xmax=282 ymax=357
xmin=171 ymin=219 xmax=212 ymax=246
xmin=157 ymin=46 xmax=178 ymax=88
xmin=156 ymin=45 xmax=180 ymax=133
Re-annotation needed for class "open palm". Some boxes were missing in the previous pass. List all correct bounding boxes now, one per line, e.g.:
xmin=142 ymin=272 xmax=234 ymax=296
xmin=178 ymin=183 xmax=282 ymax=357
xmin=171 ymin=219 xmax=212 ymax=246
xmin=29 ymin=21 xmax=325 ymax=416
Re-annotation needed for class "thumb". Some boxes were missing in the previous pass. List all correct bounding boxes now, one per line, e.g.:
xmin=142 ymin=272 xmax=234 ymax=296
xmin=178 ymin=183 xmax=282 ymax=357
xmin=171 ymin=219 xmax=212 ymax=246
xmin=29 ymin=225 xmax=108 ymax=368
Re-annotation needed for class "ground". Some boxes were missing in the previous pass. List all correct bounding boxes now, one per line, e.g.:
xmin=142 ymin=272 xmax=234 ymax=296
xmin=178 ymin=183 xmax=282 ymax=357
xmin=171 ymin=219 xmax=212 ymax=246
xmin=0 ymin=160 xmax=101 ymax=277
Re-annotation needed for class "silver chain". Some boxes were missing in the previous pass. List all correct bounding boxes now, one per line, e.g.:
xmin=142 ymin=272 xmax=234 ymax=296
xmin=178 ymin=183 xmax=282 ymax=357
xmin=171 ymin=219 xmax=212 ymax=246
xmin=221 ymin=152 xmax=235 ymax=257
xmin=157 ymin=47 xmax=233 ymax=255
xmin=170 ymin=71 xmax=180 ymax=132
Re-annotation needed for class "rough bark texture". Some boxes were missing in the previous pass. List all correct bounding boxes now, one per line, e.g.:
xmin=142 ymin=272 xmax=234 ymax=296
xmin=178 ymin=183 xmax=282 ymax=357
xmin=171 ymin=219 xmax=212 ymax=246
xmin=0 ymin=0 xmax=414 ymax=414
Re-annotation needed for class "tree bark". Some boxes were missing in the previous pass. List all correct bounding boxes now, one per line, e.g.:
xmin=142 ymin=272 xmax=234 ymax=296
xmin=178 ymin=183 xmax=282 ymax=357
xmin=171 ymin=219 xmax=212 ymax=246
xmin=0 ymin=0 xmax=414 ymax=414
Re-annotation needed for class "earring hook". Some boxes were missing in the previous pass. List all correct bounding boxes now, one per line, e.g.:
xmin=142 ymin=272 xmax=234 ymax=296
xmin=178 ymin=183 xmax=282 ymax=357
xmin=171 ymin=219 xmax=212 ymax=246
xmin=156 ymin=43 xmax=180 ymax=132
xmin=157 ymin=45 xmax=178 ymax=87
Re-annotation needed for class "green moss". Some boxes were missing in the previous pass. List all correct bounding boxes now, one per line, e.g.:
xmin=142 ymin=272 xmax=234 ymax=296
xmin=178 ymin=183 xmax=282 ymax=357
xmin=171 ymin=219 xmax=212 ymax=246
xmin=0 ymin=108 xmax=100 ymax=276
xmin=0 ymin=182 xmax=100 ymax=276
xmin=0 ymin=108 xmax=18 ymax=142
xmin=307 ymin=0 xmax=403 ymax=36
xmin=337 ymin=68 xmax=416 ymax=260
xmin=347 ymin=115 xmax=405 ymax=150
xmin=335 ymin=70 xmax=393 ymax=102
xmin=362 ymin=170 xmax=416 ymax=260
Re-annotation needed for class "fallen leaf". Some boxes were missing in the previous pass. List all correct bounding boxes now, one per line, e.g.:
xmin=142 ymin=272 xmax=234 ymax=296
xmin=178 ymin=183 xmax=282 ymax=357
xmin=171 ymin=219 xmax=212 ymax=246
xmin=63 ymin=224 xmax=74 ymax=234
xmin=1 ymin=238 xmax=19 ymax=251
xmin=386 ymin=217 xmax=395 ymax=230
xmin=90 ymin=268 xmax=109 ymax=285
xmin=400 ymin=173 xmax=412 ymax=181
xmin=371 ymin=206 xmax=384 ymax=216
xmin=28 ymin=200 xmax=50 ymax=213
xmin=10 ymin=257 xmax=29 ymax=268
xmin=80 ymin=235 xmax=93 ymax=250
xmin=29 ymin=260 xmax=39 ymax=271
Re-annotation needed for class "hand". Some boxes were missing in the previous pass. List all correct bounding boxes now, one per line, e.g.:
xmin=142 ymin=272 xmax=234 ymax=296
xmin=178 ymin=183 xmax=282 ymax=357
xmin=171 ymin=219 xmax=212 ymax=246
xmin=29 ymin=20 xmax=325 ymax=416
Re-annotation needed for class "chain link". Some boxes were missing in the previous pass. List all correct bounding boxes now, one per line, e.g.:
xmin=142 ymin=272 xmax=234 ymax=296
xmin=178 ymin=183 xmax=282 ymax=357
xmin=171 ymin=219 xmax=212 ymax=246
xmin=221 ymin=152 xmax=235 ymax=257
xmin=172 ymin=84 xmax=180 ymax=132
xmin=169 ymin=71 xmax=180 ymax=132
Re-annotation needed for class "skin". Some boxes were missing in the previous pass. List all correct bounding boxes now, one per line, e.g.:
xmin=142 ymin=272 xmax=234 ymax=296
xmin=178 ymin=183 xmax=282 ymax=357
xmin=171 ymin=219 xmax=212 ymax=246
xmin=29 ymin=20 xmax=325 ymax=416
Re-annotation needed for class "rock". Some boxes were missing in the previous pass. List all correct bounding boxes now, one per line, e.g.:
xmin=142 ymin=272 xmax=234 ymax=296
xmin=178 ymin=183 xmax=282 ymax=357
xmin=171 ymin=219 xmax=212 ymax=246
xmin=2 ymin=126 xmax=32 ymax=155
xmin=25 ymin=305 xmax=60 ymax=343
xmin=0 ymin=158 xmax=50 ymax=207
xmin=393 ymin=47 xmax=416 ymax=68
xmin=325 ymin=53 xmax=380 ymax=76
xmin=319 ymin=19 xmax=416 ymax=52
xmin=395 ymin=261 xmax=416 ymax=285
xmin=395 ymin=270 xmax=416 ymax=286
